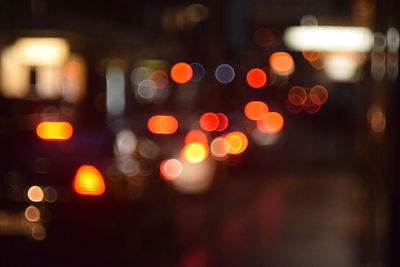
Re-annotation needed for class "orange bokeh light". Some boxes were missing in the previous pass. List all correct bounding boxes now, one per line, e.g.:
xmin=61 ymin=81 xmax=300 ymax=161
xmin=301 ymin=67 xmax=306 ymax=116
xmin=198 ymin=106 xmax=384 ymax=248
xmin=182 ymin=142 xmax=208 ymax=164
xmin=199 ymin=112 xmax=219 ymax=132
xmin=310 ymin=85 xmax=328 ymax=105
xmin=170 ymin=62 xmax=193 ymax=84
xmin=147 ymin=115 xmax=178 ymax=134
xmin=225 ymin=131 xmax=248 ymax=155
xmin=36 ymin=122 xmax=73 ymax=140
xmin=246 ymin=68 xmax=267 ymax=88
xmin=288 ymin=86 xmax=307 ymax=106
xmin=215 ymin=113 xmax=229 ymax=131
xmin=244 ymin=101 xmax=269 ymax=120
xmin=269 ymin=52 xmax=294 ymax=74
xmin=185 ymin=129 xmax=208 ymax=145
xmin=73 ymin=165 xmax=105 ymax=196
xmin=301 ymin=51 xmax=321 ymax=62
xmin=256 ymin=112 xmax=284 ymax=134
xmin=160 ymin=159 xmax=183 ymax=181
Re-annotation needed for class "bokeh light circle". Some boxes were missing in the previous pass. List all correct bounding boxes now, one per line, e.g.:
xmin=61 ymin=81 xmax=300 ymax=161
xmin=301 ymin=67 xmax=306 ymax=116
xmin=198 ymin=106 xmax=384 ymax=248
xmin=310 ymin=85 xmax=328 ymax=105
xmin=215 ymin=64 xmax=235 ymax=84
xmin=170 ymin=62 xmax=193 ymax=84
xmin=246 ymin=68 xmax=267 ymax=88
xmin=288 ymin=86 xmax=307 ymax=106
xmin=244 ymin=101 xmax=269 ymax=120
xmin=182 ymin=142 xmax=208 ymax=164
xmin=199 ymin=112 xmax=219 ymax=131
xmin=190 ymin=63 xmax=206 ymax=82
xmin=160 ymin=159 xmax=183 ymax=181
xmin=256 ymin=112 xmax=284 ymax=133
xmin=225 ymin=131 xmax=248 ymax=155
xmin=269 ymin=52 xmax=295 ymax=75
xmin=215 ymin=113 xmax=229 ymax=131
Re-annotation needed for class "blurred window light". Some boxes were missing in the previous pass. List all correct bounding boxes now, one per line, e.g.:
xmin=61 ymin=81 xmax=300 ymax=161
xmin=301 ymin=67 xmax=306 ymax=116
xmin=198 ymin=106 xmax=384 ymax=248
xmin=160 ymin=159 xmax=183 ymax=181
xmin=27 ymin=186 xmax=44 ymax=202
xmin=246 ymin=68 xmax=267 ymax=88
xmin=182 ymin=142 xmax=208 ymax=164
xmin=300 ymin=15 xmax=318 ymax=26
xmin=106 ymin=63 xmax=125 ymax=116
xmin=215 ymin=64 xmax=235 ymax=84
xmin=215 ymin=113 xmax=229 ymax=132
xmin=13 ymin=38 xmax=69 ymax=66
xmin=368 ymin=106 xmax=386 ymax=134
xmin=256 ymin=112 xmax=284 ymax=134
xmin=147 ymin=115 xmax=179 ymax=134
xmin=24 ymin=206 xmax=40 ymax=222
xmin=283 ymin=26 xmax=374 ymax=52
xmin=36 ymin=121 xmax=73 ymax=140
xmin=244 ymin=101 xmax=269 ymax=121
xmin=324 ymin=52 xmax=364 ymax=82
xmin=387 ymin=27 xmax=400 ymax=52
xmin=190 ymin=63 xmax=205 ymax=82
xmin=269 ymin=52 xmax=295 ymax=75
xmin=115 ymin=130 xmax=137 ymax=156
xmin=225 ymin=131 xmax=248 ymax=155
xmin=0 ymin=47 xmax=30 ymax=98
xmin=199 ymin=112 xmax=219 ymax=132
xmin=172 ymin=159 xmax=215 ymax=194
xmin=73 ymin=165 xmax=105 ymax=196
xmin=170 ymin=62 xmax=193 ymax=84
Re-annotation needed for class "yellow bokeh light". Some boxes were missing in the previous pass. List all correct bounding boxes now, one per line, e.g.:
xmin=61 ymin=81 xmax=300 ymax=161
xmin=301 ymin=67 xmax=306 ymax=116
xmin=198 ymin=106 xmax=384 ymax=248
xmin=73 ymin=165 xmax=105 ymax=196
xmin=225 ymin=131 xmax=248 ymax=155
xmin=182 ymin=142 xmax=208 ymax=164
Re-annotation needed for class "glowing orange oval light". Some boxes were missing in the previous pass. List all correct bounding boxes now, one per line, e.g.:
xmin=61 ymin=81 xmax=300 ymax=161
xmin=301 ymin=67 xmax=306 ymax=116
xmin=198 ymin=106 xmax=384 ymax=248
xmin=147 ymin=115 xmax=178 ymax=134
xmin=160 ymin=159 xmax=183 ymax=181
xmin=170 ymin=62 xmax=193 ymax=84
xmin=182 ymin=142 xmax=208 ymax=164
xmin=256 ymin=112 xmax=284 ymax=134
xmin=185 ymin=129 xmax=208 ymax=145
xmin=225 ymin=131 xmax=248 ymax=155
xmin=36 ymin=122 xmax=73 ymax=140
xmin=269 ymin=52 xmax=294 ymax=75
xmin=199 ymin=112 xmax=219 ymax=132
xmin=215 ymin=113 xmax=229 ymax=131
xmin=246 ymin=68 xmax=267 ymax=88
xmin=73 ymin=165 xmax=105 ymax=196
xmin=244 ymin=101 xmax=269 ymax=121
xmin=310 ymin=85 xmax=328 ymax=105
xmin=288 ymin=86 xmax=307 ymax=106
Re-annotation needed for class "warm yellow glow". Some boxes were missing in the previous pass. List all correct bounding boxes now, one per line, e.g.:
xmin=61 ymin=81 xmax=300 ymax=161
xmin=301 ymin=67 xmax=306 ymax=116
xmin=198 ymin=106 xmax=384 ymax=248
xmin=182 ymin=142 xmax=208 ymax=164
xmin=27 ymin=186 xmax=44 ymax=202
xmin=36 ymin=122 xmax=73 ymax=140
xmin=73 ymin=165 xmax=105 ymax=196
xmin=225 ymin=131 xmax=248 ymax=155
xmin=283 ymin=26 xmax=374 ymax=52
xmin=244 ymin=101 xmax=269 ymax=120
xmin=269 ymin=52 xmax=295 ymax=75
xmin=256 ymin=112 xmax=284 ymax=134
xmin=14 ymin=38 xmax=69 ymax=66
